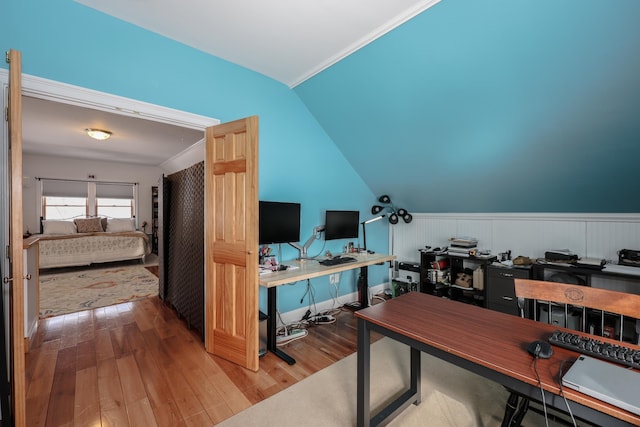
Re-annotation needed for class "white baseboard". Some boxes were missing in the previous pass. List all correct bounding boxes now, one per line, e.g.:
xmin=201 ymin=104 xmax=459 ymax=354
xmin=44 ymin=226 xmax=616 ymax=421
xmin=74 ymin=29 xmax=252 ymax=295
xmin=25 ymin=319 xmax=39 ymax=353
xmin=276 ymin=282 xmax=390 ymax=326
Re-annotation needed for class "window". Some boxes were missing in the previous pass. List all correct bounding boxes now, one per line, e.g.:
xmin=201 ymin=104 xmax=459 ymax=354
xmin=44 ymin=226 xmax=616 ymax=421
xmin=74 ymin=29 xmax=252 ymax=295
xmin=43 ymin=196 xmax=87 ymax=219
xmin=40 ymin=179 xmax=137 ymax=221
xmin=97 ymin=198 xmax=133 ymax=218
xmin=96 ymin=183 xmax=135 ymax=219
xmin=41 ymin=180 xmax=88 ymax=220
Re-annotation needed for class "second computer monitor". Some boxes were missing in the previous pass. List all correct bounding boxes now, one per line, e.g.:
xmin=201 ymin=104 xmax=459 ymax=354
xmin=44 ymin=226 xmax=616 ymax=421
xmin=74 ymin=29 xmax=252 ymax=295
xmin=324 ymin=210 xmax=359 ymax=240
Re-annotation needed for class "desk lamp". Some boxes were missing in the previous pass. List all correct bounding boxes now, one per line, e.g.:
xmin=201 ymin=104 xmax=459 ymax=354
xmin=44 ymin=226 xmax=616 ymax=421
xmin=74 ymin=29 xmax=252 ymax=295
xmin=361 ymin=214 xmax=385 ymax=251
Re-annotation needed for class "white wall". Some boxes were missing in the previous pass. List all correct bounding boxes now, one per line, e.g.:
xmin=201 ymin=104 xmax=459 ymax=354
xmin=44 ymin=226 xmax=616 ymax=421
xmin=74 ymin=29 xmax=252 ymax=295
xmin=23 ymin=153 xmax=163 ymax=233
xmin=159 ymin=139 xmax=204 ymax=175
xmin=391 ymin=212 xmax=640 ymax=293
xmin=392 ymin=213 xmax=640 ymax=263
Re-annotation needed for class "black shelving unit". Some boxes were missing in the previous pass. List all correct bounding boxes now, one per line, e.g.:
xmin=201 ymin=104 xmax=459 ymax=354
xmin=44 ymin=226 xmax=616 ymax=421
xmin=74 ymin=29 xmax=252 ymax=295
xmin=151 ymin=186 xmax=159 ymax=254
xmin=419 ymin=249 xmax=496 ymax=307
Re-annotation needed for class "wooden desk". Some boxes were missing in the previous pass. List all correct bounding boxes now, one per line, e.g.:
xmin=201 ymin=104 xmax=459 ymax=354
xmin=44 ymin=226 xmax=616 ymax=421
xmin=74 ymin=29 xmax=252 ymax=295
xmin=259 ymin=253 xmax=395 ymax=364
xmin=355 ymin=292 xmax=640 ymax=427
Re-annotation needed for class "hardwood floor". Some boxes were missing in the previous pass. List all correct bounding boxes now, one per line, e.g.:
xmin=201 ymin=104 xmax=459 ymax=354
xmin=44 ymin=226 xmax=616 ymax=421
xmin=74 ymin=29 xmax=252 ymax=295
xmin=25 ymin=296 xmax=381 ymax=426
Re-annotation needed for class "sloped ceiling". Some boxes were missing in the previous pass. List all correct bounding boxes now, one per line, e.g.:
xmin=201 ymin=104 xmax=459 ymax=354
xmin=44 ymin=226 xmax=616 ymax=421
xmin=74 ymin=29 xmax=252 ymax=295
xmin=69 ymin=0 xmax=640 ymax=213
xmin=75 ymin=0 xmax=440 ymax=88
xmin=295 ymin=0 xmax=640 ymax=213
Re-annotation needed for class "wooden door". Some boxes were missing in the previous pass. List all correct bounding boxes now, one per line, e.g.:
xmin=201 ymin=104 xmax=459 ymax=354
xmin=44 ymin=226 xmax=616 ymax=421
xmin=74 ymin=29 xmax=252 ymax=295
xmin=204 ymin=116 xmax=259 ymax=371
xmin=6 ymin=48 xmax=26 ymax=427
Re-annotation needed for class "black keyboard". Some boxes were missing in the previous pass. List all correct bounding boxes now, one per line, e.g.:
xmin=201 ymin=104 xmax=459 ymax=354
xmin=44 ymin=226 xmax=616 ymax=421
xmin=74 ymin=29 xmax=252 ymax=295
xmin=319 ymin=256 xmax=356 ymax=266
xmin=549 ymin=330 xmax=640 ymax=369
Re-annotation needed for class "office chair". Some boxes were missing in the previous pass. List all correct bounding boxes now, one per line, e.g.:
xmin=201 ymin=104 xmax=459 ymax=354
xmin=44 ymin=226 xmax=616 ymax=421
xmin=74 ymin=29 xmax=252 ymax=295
xmin=502 ymin=278 xmax=640 ymax=426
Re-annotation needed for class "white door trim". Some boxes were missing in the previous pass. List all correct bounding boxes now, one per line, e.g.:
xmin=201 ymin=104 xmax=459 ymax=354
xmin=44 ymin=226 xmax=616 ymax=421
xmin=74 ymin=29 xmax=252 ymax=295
xmin=0 ymin=69 xmax=219 ymax=131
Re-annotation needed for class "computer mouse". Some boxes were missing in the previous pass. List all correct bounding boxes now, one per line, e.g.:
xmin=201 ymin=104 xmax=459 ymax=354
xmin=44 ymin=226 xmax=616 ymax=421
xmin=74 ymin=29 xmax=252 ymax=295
xmin=527 ymin=340 xmax=553 ymax=359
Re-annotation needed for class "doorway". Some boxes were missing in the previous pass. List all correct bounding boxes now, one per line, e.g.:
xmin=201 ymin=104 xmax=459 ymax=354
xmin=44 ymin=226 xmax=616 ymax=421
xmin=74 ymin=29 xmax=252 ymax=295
xmin=0 ymin=67 xmax=220 ymax=396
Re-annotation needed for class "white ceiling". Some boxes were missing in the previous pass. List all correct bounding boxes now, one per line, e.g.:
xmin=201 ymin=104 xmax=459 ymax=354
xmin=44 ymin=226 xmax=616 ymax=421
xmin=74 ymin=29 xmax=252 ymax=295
xmin=76 ymin=0 xmax=441 ymax=87
xmin=22 ymin=96 xmax=205 ymax=166
xmin=24 ymin=0 xmax=440 ymax=166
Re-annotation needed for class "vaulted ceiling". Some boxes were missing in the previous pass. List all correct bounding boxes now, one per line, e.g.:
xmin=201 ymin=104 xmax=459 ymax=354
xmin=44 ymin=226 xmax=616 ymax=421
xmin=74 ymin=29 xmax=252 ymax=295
xmin=75 ymin=0 xmax=440 ymax=88
xmin=25 ymin=0 xmax=439 ymax=168
xmin=22 ymin=0 xmax=640 ymax=213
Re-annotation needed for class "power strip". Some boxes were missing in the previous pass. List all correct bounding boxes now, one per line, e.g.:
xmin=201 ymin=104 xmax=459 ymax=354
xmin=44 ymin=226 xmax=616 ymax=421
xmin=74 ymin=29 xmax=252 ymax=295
xmin=276 ymin=329 xmax=308 ymax=345
xmin=310 ymin=314 xmax=336 ymax=324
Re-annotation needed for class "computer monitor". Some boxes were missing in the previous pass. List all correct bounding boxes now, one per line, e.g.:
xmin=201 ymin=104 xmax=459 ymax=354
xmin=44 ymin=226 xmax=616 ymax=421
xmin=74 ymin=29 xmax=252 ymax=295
xmin=324 ymin=210 xmax=359 ymax=240
xmin=259 ymin=201 xmax=301 ymax=245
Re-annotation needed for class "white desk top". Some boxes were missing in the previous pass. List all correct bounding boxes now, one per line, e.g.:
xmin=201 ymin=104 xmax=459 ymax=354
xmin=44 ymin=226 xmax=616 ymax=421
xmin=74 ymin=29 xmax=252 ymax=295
xmin=258 ymin=253 xmax=396 ymax=288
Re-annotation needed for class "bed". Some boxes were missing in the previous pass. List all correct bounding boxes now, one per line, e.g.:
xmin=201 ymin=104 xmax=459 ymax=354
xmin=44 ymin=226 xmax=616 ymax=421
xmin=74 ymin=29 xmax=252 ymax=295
xmin=36 ymin=217 xmax=151 ymax=269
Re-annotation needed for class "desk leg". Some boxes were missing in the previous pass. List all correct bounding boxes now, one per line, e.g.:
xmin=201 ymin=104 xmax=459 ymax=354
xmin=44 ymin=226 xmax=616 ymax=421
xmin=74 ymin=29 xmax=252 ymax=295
xmin=359 ymin=266 xmax=369 ymax=309
xmin=357 ymin=317 xmax=371 ymax=427
xmin=358 ymin=320 xmax=421 ymax=427
xmin=267 ymin=287 xmax=296 ymax=365
xmin=410 ymin=346 xmax=421 ymax=405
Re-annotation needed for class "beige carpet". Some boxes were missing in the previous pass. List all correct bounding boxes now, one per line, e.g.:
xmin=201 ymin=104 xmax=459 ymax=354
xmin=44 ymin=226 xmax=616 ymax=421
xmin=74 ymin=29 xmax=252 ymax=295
xmin=39 ymin=264 xmax=159 ymax=318
xmin=219 ymin=337 xmax=580 ymax=427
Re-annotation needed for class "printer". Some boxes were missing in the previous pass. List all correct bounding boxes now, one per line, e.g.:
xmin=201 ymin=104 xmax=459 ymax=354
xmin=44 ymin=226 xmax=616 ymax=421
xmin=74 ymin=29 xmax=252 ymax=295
xmin=619 ymin=249 xmax=640 ymax=267
xmin=544 ymin=249 xmax=578 ymax=263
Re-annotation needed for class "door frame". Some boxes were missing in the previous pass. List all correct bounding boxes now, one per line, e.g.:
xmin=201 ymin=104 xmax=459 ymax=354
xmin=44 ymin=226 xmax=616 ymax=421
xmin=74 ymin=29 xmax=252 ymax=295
xmin=0 ymin=68 xmax=221 ymax=412
xmin=0 ymin=69 xmax=221 ymax=174
xmin=0 ymin=70 xmax=219 ymax=130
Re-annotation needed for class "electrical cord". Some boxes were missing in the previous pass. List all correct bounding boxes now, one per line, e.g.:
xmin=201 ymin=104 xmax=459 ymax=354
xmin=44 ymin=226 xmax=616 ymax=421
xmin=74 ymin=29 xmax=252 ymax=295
xmin=299 ymin=278 xmax=317 ymax=311
xmin=532 ymin=356 xmax=549 ymax=427
xmin=275 ymin=329 xmax=308 ymax=346
xmin=276 ymin=311 xmax=307 ymax=334
xmin=558 ymin=360 xmax=578 ymax=427
xmin=329 ymin=280 xmax=343 ymax=307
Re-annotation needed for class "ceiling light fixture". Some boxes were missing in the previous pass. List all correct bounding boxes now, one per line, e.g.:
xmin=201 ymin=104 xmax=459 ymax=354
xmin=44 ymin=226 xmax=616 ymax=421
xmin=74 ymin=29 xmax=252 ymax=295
xmin=85 ymin=128 xmax=112 ymax=141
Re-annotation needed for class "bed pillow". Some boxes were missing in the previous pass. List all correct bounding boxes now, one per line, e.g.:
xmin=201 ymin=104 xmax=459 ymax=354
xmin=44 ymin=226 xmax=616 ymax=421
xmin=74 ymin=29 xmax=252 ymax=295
xmin=42 ymin=220 xmax=77 ymax=235
xmin=74 ymin=217 xmax=104 ymax=233
xmin=106 ymin=218 xmax=136 ymax=233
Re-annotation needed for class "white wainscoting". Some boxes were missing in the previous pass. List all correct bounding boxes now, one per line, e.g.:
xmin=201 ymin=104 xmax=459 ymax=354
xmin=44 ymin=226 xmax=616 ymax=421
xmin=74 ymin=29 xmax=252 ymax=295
xmin=391 ymin=213 xmax=640 ymax=266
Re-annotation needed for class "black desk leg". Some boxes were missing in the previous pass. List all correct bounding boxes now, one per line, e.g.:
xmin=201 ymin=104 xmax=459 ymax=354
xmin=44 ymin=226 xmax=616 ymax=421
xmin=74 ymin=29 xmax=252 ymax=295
xmin=267 ymin=286 xmax=296 ymax=365
xmin=359 ymin=266 xmax=369 ymax=309
xmin=357 ymin=320 xmax=421 ymax=427
xmin=357 ymin=317 xmax=371 ymax=427
xmin=411 ymin=346 xmax=421 ymax=405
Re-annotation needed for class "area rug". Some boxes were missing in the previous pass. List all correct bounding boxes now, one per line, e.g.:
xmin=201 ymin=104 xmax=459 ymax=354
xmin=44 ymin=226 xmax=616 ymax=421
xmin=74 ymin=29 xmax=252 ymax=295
xmin=218 ymin=337 xmax=568 ymax=427
xmin=39 ymin=265 xmax=159 ymax=318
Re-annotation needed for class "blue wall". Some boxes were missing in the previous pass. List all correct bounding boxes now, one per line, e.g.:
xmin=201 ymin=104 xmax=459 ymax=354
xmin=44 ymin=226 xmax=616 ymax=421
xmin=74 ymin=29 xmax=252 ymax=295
xmin=296 ymin=0 xmax=640 ymax=213
xmin=7 ymin=0 xmax=638 ymax=314
xmin=2 ymin=0 xmax=391 ymax=314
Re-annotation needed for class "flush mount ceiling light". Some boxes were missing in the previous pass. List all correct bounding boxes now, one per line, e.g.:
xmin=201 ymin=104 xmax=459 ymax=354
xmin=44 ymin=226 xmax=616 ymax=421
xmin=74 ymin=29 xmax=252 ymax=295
xmin=85 ymin=128 xmax=112 ymax=141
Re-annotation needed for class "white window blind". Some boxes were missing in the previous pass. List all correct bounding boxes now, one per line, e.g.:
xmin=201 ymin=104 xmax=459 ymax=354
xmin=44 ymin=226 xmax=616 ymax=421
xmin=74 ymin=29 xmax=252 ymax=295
xmin=96 ymin=183 xmax=134 ymax=199
xmin=41 ymin=180 xmax=88 ymax=197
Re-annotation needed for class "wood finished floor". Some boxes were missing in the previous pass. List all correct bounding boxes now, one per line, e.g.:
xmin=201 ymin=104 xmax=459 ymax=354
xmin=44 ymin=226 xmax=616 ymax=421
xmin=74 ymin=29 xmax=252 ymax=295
xmin=25 ymin=296 xmax=382 ymax=426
